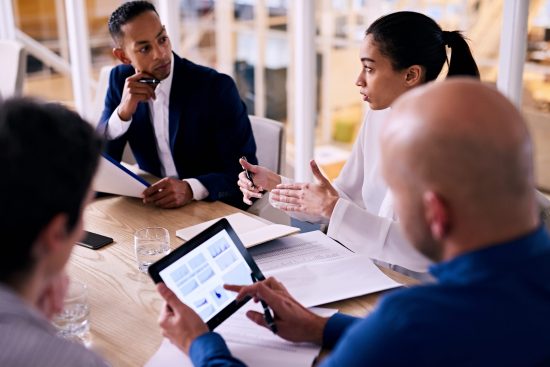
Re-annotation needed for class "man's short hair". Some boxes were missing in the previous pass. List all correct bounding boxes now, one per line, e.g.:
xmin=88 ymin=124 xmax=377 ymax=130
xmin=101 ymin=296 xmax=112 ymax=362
xmin=108 ymin=1 xmax=158 ymax=43
xmin=0 ymin=98 xmax=102 ymax=284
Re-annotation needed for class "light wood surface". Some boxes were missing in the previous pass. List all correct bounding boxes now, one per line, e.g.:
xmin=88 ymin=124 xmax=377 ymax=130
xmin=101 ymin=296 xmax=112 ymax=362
xmin=68 ymin=196 xmax=241 ymax=366
xmin=69 ymin=195 xmax=415 ymax=366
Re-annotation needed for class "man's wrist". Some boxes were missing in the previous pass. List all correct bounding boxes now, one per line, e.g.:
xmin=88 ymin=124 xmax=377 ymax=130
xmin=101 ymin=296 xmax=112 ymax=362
xmin=184 ymin=329 xmax=209 ymax=354
xmin=310 ymin=315 xmax=330 ymax=345
xmin=116 ymin=106 xmax=132 ymax=122
xmin=183 ymin=178 xmax=208 ymax=201
xmin=180 ymin=180 xmax=194 ymax=203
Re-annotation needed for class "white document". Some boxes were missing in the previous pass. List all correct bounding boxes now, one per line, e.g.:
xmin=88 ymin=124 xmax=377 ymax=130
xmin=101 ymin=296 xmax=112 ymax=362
xmin=176 ymin=213 xmax=299 ymax=249
xmin=145 ymin=303 xmax=337 ymax=367
xmin=267 ymin=253 xmax=401 ymax=308
xmin=179 ymin=226 xmax=399 ymax=309
xmin=247 ymin=231 xmax=401 ymax=307
xmin=92 ymin=155 xmax=149 ymax=198
xmin=249 ymin=231 xmax=353 ymax=273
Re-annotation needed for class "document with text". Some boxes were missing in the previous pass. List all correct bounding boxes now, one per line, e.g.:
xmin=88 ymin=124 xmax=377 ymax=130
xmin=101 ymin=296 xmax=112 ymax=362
xmin=249 ymin=230 xmax=353 ymax=272
xmin=249 ymin=231 xmax=401 ymax=307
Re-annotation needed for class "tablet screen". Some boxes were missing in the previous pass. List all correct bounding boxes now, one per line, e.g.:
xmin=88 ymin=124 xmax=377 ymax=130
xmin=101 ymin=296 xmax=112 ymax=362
xmin=158 ymin=228 xmax=254 ymax=322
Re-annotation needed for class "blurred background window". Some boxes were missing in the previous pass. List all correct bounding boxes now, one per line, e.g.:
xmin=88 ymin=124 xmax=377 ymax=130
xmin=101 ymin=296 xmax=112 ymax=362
xmin=5 ymin=0 xmax=550 ymax=192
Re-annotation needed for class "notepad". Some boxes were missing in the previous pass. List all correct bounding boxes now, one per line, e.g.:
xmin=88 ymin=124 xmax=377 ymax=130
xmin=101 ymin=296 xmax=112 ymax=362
xmin=176 ymin=213 xmax=300 ymax=248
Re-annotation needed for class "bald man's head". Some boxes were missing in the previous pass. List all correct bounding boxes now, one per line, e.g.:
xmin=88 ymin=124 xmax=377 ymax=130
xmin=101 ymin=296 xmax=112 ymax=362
xmin=381 ymin=79 xmax=538 ymax=261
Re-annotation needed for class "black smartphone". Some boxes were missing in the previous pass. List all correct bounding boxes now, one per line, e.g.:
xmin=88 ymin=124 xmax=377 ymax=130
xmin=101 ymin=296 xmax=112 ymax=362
xmin=76 ymin=230 xmax=113 ymax=250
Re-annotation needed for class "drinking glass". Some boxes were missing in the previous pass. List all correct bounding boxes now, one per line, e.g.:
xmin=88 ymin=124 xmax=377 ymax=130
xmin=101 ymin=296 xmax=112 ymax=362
xmin=51 ymin=280 xmax=91 ymax=346
xmin=134 ymin=227 xmax=171 ymax=273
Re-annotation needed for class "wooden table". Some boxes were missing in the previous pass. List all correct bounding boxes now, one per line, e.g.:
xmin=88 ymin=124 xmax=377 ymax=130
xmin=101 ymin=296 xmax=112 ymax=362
xmin=68 ymin=195 xmax=415 ymax=366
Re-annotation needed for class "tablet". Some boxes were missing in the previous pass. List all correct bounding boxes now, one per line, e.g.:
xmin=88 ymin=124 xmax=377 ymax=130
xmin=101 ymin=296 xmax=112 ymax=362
xmin=148 ymin=218 xmax=265 ymax=330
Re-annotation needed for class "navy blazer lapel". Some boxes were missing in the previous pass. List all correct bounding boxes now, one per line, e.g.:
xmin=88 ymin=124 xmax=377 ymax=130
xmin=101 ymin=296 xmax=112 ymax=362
xmin=168 ymin=53 xmax=186 ymax=152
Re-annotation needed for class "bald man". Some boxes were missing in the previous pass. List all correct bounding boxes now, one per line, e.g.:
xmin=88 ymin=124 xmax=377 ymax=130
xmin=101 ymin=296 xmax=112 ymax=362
xmin=155 ymin=80 xmax=550 ymax=367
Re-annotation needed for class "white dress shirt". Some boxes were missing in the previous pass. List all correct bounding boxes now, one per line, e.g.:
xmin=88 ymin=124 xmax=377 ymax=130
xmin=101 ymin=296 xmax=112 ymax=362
xmin=272 ymin=108 xmax=431 ymax=273
xmin=106 ymin=54 xmax=208 ymax=200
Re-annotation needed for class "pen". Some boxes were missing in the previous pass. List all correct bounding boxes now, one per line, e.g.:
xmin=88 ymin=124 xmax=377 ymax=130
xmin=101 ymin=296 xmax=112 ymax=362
xmin=240 ymin=156 xmax=256 ymax=188
xmin=138 ymin=78 xmax=161 ymax=85
xmin=251 ymin=273 xmax=278 ymax=334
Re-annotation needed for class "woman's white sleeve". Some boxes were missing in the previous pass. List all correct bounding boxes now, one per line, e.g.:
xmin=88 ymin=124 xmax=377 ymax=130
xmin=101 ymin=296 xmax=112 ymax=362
xmin=327 ymin=199 xmax=431 ymax=273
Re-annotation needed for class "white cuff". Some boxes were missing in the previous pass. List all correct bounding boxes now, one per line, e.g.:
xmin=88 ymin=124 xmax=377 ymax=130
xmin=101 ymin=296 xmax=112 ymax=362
xmin=106 ymin=107 xmax=132 ymax=140
xmin=328 ymin=198 xmax=431 ymax=272
xmin=280 ymin=175 xmax=293 ymax=185
xmin=328 ymin=198 xmax=391 ymax=253
xmin=184 ymin=178 xmax=209 ymax=201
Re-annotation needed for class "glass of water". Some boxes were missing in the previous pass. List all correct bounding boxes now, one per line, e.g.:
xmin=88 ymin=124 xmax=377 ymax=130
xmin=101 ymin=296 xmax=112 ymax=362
xmin=52 ymin=280 xmax=91 ymax=346
xmin=134 ymin=227 xmax=171 ymax=273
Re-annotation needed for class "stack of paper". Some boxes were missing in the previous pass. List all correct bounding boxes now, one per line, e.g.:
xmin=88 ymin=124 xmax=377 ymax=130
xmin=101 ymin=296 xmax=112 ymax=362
xmin=176 ymin=213 xmax=299 ymax=249
xmin=145 ymin=303 xmax=337 ymax=367
xmin=249 ymin=231 xmax=401 ymax=307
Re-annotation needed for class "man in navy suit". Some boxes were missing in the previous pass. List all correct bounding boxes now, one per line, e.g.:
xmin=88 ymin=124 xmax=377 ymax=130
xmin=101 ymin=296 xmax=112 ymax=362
xmin=98 ymin=1 xmax=257 ymax=209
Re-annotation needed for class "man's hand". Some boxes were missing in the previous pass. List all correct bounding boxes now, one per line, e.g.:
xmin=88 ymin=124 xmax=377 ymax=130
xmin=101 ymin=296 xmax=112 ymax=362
xmin=117 ymin=72 xmax=157 ymax=121
xmin=143 ymin=178 xmax=193 ymax=208
xmin=237 ymin=158 xmax=281 ymax=205
xmin=270 ymin=160 xmax=339 ymax=220
xmin=225 ymin=277 xmax=328 ymax=344
xmin=36 ymin=272 xmax=69 ymax=320
xmin=157 ymin=283 xmax=209 ymax=354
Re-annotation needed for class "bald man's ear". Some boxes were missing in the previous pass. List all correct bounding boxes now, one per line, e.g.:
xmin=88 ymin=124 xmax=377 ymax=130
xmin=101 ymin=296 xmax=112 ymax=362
xmin=404 ymin=65 xmax=423 ymax=87
xmin=423 ymin=191 xmax=450 ymax=241
xmin=113 ymin=48 xmax=132 ymax=65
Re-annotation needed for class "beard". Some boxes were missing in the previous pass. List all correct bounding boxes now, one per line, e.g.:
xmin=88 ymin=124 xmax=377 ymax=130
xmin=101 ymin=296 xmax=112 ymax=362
xmin=402 ymin=213 xmax=443 ymax=262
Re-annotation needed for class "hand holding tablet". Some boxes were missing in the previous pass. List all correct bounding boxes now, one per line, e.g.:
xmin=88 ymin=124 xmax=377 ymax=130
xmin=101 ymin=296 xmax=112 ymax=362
xmin=148 ymin=218 xmax=266 ymax=330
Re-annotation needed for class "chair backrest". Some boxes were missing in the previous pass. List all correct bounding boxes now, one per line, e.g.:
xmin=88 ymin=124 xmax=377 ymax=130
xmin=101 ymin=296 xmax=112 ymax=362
xmin=91 ymin=64 xmax=137 ymax=165
xmin=91 ymin=65 xmax=114 ymax=127
xmin=247 ymin=116 xmax=289 ymax=225
xmin=249 ymin=115 xmax=285 ymax=174
xmin=0 ymin=40 xmax=26 ymax=98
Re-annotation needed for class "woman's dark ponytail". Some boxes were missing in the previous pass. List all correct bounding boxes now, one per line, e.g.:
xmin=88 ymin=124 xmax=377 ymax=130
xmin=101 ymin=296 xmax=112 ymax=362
xmin=442 ymin=30 xmax=480 ymax=78
xmin=366 ymin=12 xmax=480 ymax=83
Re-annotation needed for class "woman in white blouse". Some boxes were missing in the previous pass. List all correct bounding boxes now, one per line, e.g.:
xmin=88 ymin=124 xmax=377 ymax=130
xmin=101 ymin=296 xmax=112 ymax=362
xmin=238 ymin=11 xmax=480 ymax=272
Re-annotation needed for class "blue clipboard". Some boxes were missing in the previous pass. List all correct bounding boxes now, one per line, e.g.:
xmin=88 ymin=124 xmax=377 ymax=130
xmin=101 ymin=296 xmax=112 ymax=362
xmin=92 ymin=153 xmax=151 ymax=197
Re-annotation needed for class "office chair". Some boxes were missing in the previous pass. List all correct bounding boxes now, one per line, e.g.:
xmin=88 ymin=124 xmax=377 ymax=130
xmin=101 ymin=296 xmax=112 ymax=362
xmin=247 ymin=116 xmax=290 ymax=225
xmin=0 ymin=40 xmax=26 ymax=97
xmin=91 ymin=65 xmax=114 ymax=126
xmin=92 ymin=64 xmax=136 ymax=165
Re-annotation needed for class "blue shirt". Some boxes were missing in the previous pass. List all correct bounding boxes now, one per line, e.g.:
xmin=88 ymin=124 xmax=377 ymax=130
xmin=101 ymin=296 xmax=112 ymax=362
xmin=321 ymin=225 xmax=550 ymax=366
xmin=189 ymin=226 xmax=550 ymax=366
